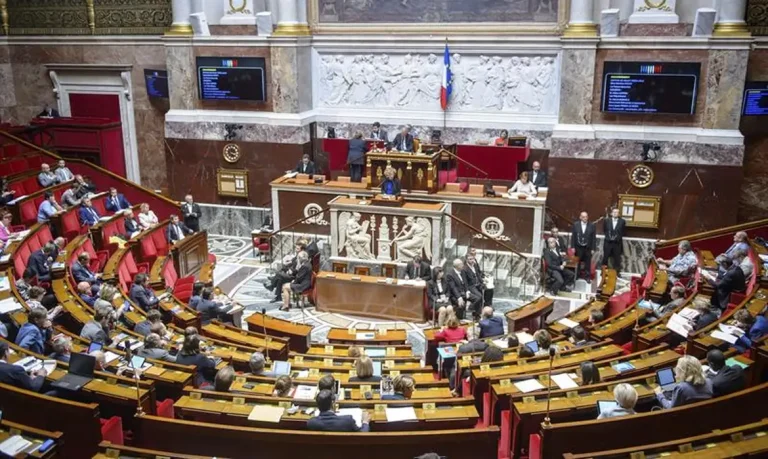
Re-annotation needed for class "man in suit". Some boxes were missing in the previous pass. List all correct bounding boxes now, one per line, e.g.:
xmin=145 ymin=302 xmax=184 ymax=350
xmin=37 ymin=104 xmax=59 ymax=118
xmin=529 ymin=161 xmax=547 ymax=188
xmin=308 ymin=389 xmax=371 ymax=432
xmin=28 ymin=243 xmax=55 ymax=282
xmin=137 ymin=333 xmax=176 ymax=362
xmin=15 ymin=307 xmax=52 ymax=355
xmin=602 ymin=207 xmax=626 ymax=274
xmin=478 ymin=306 xmax=504 ymax=338
xmin=54 ymin=159 xmax=74 ymax=183
xmin=181 ymin=194 xmax=201 ymax=233
xmin=196 ymin=287 xmax=232 ymax=325
xmin=446 ymin=258 xmax=481 ymax=320
xmin=706 ymin=349 xmax=745 ymax=397
xmin=347 ymin=132 xmax=368 ymax=183
xmin=570 ymin=325 xmax=596 ymax=347
xmin=38 ymin=163 xmax=60 ymax=188
xmin=105 ymin=187 xmax=131 ymax=213
xmin=130 ymin=273 xmax=160 ymax=310
xmin=705 ymin=255 xmax=746 ymax=311
xmin=124 ymin=209 xmax=141 ymax=236
xmin=0 ymin=341 xmax=46 ymax=392
xmin=71 ymin=252 xmax=101 ymax=286
xmin=550 ymin=227 xmax=568 ymax=255
xmin=280 ymin=251 xmax=312 ymax=311
xmin=134 ymin=309 xmax=162 ymax=336
xmin=392 ymin=125 xmax=414 ymax=152
xmin=543 ymin=237 xmax=575 ymax=294
xmin=370 ymin=121 xmax=388 ymax=146
xmin=405 ymin=255 xmax=431 ymax=281
xmin=293 ymin=154 xmax=316 ymax=175
xmin=571 ymin=211 xmax=597 ymax=282
xmin=78 ymin=196 xmax=101 ymax=227
xmin=166 ymin=214 xmax=193 ymax=243
xmin=462 ymin=254 xmax=485 ymax=311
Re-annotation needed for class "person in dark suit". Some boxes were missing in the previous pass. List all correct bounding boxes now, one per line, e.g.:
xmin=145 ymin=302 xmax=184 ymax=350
xmin=529 ymin=161 xmax=548 ymax=188
xmin=181 ymin=195 xmax=202 ymax=232
xmin=280 ymin=251 xmax=311 ymax=311
xmin=602 ymin=207 xmax=626 ymax=274
xmin=134 ymin=309 xmax=162 ymax=336
xmin=71 ymin=252 xmax=101 ymax=286
xmin=175 ymin=335 xmax=216 ymax=388
xmin=705 ymin=349 xmax=745 ymax=397
xmin=427 ymin=267 xmax=451 ymax=325
xmin=130 ymin=273 xmax=160 ymax=310
xmin=478 ymin=306 xmax=504 ymax=338
xmin=550 ymin=227 xmax=568 ymax=256
xmin=105 ymin=187 xmax=131 ymax=213
xmin=693 ymin=303 xmax=719 ymax=331
xmin=571 ymin=211 xmax=597 ymax=282
xmin=705 ymin=255 xmax=746 ymax=311
xmin=293 ymin=154 xmax=316 ymax=175
xmin=347 ymin=132 xmax=368 ymax=183
xmin=166 ymin=214 xmax=193 ymax=243
xmin=392 ymin=125 xmax=414 ymax=152
xmin=446 ymin=258 xmax=481 ymax=320
xmin=382 ymin=374 xmax=415 ymax=400
xmin=28 ymin=243 xmax=55 ymax=283
xmin=37 ymin=104 xmax=59 ymax=118
xmin=462 ymin=254 xmax=485 ymax=314
xmin=78 ymin=196 xmax=101 ymax=227
xmin=570 ymin=325 xmax=596 ymax=347
xmin=308 ymin=389 xmax=370 ymax=432
xmin=379 ymin=166 xmax=401 ymax=196
xmin=196 ymin=287 xmax=232 ymax=325
xmin=543 ymin=237 xmax=575 ymax=294
xmin=370 ymin=121 xmax=388 ymax=146
xmin=0 ymin=342 xmax=46 ymax=392
xmin=405 ymin=255 xmax=431 ymax=281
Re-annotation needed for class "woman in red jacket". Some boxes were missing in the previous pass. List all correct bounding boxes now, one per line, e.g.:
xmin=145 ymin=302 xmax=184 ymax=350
xmin=434 ymin=315 xmax=468 ymax=343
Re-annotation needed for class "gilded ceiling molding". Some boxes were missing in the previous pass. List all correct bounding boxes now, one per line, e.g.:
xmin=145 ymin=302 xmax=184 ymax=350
xmin=747 ymin=0 xmax=768 ymax=35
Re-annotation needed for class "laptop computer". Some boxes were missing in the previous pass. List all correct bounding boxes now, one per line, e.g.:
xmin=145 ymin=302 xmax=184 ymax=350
xmin=656 ymin=367 xmax=677 ymax=391
xmin=596 ymin=400 xmax=619 ymax=416
xmin=51 ymin=353 xmax=95 ymax=391
xmin=87 ymin=342 xmax=103 ymax=354
xmin=272 ymin=361 xmax=291 ymax=376
xmin=524 ymin=341 xmax=539 ymax=353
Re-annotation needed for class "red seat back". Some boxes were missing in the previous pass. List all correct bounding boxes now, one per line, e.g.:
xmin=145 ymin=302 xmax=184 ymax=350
xmin=140 ymin=237 xmax=157 ymax=262
xmin=27 ymin=236 xmax=41 ymax=254
xmin=36 ymin=226 xmax=53 ymax=246
xmin=92 ymin=197 xmax=107 ymax=216
xmin=21 ymin=177 xmax=39 ymax=195
xmin=163 ymin=260 xmax=178 ymax=288
xmin=61 ymin=210 xmax=80 ymax=240
xmin=26 ymin=156 xmax=44 ymax=169
xmin=20 ymin=200 xmax=37 ymax=226
xmin=124 ymin=251 xmax=139 ymax=277
xmin=18 ymin=244 xmax=31 ymax=267
xmin=151 ymin=229 xmax=168 ymax=255
xmin=8 ymin=182 xmax=24 ymax=196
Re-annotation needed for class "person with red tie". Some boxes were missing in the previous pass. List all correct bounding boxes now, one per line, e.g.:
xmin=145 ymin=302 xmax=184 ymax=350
xmin=78 ymin=196 xmax=101 ymax=227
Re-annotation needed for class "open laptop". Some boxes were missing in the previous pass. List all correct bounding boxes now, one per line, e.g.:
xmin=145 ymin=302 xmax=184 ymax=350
xmin=51 ymin=353 xmax=95 ymax=391
xmin=272 ymin=361 xmax=291 ymax=376
xmin=87 ymin=342 xmax=103 ymax=354
xmin=524 ymin=341 xmax=539 ymax=353
xmin=596 ymin=400 xmax=619 ymax=416
xmin=656 ymin=367 xmax=677 ymax=391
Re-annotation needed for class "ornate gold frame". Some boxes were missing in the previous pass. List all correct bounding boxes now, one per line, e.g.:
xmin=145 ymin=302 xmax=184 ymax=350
xmin=307 ymin=0 xmax=569 ymax=35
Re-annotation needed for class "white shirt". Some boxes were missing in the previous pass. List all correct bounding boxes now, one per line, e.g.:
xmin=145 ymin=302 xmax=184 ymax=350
xmin=138 ymin=210 xmax=158 ymax=229
xmin=612 ymin=218 xmax=618 ymax=230
xmin=172 ymin=224 xmax=185 ymax=241
xmin=507 ymin=180 xmax=537 ymax=197
xmin=581 ymin=222 xmax=587 ymax=233
xmin=532 ymin=171 xmax=539 ymax=183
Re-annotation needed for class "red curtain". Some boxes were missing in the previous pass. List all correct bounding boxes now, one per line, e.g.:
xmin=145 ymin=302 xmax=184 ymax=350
xmin=68 ymin=93 xmax=126 ymax=177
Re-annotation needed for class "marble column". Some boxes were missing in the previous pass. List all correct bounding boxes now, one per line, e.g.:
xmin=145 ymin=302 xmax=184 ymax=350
xmin=273 ymin=0 xmax=310 ymax=35
xmin=563 ymin=0 xmax=598 ymax=37
xmin=703 ymin=46 xmax=751 ymax=130
xmin=558 ymin=39 xmax=598 ymax=124
xmin=270 ymin=39 xmax=312 ymax=113
xmin=714 ymin=0 xmax=750 ymax=37
xmin=166 ymin=44 xmax=196 ymax=110
xmin=168 ymin=0 xmax=193 ymax=35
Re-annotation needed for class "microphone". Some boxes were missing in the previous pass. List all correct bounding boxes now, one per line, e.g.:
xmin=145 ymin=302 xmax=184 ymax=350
xmin=543 ymin=346 xmax=556 ymax=426
xmin=124 ymin=341 xmax=144 ymax=416
xmin=262 ymin=308 xmax=271 ymax=364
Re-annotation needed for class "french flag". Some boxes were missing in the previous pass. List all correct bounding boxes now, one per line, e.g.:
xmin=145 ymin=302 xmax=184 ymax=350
xmin=440 ymin=43 xmax=452 ymax=111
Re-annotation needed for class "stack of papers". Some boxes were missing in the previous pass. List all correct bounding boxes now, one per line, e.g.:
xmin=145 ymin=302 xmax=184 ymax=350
xmin=337 ymin=408 xmax=363 ymax=428
xmin=551 ymin=373 xmax=579 ymax=389
xmin=0 ymin=297 xmax=23 ymax=314
xmin=678 ymin=307 xmax=701 ymax=321
xmin=491 ymin=339 xmax=509 ymax=349
xmin=103 ymin=351 xmax=121 ymax=364
xmin=385 ymin=406 xmax=417 ymax=422
xmin=293 ymin=385 xmax=318 ymax=400
xmin=0 ymin=277 xmax=10 ymax=292
xmin=515 ymin=332 xmax=535 ymax=344
xmin=557 ymin=318 xmax=579 ymax=329
xmin=719 ymin=324 xmax=745 ymax=337
xmin=711 ymin=330 xmax=738 ymax=344
xmin=667 ymin=312 xmax=695 ymax=338
xmin=514 ymin=379 xmax=546 ymax=393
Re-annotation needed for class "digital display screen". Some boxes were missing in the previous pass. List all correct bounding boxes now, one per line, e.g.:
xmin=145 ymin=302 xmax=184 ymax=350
xmin=743 ymin=82 xmax=768 ymax=116
xmin=601 ymin=62 xmax=701 ymax=115
xmin=197 ymin=56 xmax=267 ymax=101
xmin=143 ymin=69 xmax=169 ymax=98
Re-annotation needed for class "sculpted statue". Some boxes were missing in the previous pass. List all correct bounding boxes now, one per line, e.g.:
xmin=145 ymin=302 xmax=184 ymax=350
xmin=392 ymin=216 xmax=432 ymax=262
xmin=338 ymin=212 xmax=375 ymax=260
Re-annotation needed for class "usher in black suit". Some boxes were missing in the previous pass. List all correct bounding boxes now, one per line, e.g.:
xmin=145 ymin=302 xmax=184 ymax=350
xmin=602 ymin=216 xmax=626 ymax=274
xmin=571 ymin=220 xmax=597 ymax=281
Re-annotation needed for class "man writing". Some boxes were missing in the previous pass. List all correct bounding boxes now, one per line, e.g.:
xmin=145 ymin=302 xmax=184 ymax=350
xmin=307 ymin=389 xmax=370 ymax=432
xmin=293 ymin=153 xmax=316 ymax=175
xmin=602 ymin=207 xmax=626 ymax=274
xmin=392 ymin=125 xmax=414 ymax=152
xmin=571 ymin=211 xmax=596 ymax=282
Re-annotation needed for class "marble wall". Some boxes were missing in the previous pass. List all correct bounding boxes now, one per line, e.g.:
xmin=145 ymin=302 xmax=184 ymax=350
xmin=739 ymin=49 xmax=768 ymax=221
xmin=703 ymin=49 xmax=750 ymax=130
xmin=559 ymin=47 xmax=597 ymax=125
xmin=0 ymin=44 xmax=16 ymax=119
xmin=271 ymin=45 xmax=313 ymax=113
xmin=550 ymin=138 xmax=744 ymax=166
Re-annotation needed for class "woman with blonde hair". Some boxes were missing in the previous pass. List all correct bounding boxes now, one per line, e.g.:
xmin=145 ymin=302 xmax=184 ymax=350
xmin=507 ymin=170 xmax=537 ymax=198
xmin=533 ymin=329 xmax=557 ymax=356
xmin=347 ymin=346 xmax=362 ymax=358
xmin=434 ymin=314 xmax=467 ymax=343
xmin=382 ymin=374 xmax=415 ymax=400
xmin=655 ymin=355 xmax=713 ymax=409
xmin=137 ymin=203 xmax=159 ymax=230
xmin=349 ymin=355 xmax=382 ymax=383
xmin=380 ymin=166 xmax=401 ymax=196
xmin=272 ymin=375 xmax=293 ymax=397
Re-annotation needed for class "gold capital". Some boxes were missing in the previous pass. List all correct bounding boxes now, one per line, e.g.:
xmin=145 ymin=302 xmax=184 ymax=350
xmin=713 ymin=22 xmax=751 ymax=38
xmin=562 ymin=23 xmax=598 ymax=38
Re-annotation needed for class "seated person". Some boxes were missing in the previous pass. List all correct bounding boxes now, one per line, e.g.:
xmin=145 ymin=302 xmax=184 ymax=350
xmin=349 ymin=355 xmax=382 ymax=383
xmin=137 ymin=203 xmax=159 ymax=230
xmin=15 ymin=307 xmax=52 ymax=355
xmin=166 ymin=214 xmax=193 ymax=243
xmin=427 ymin=267 xmax=452 ymax=326
xmin=72 ymin=175 xmax=96 ymax=198
xmin=78 ymin=196 xmax=101 ymax=227
xmin=651 ymin=285 xmax=686 ymax=319
xmin=26 ymin=286 xmax=60 ymax=314
xmin=214 ymin=366 xmax=235 ymax=392
xmin=723 ymin=231 xmax=750 ymax=259
xmin=704 ymin=255 xmax=745 ymax=312
xmin=693 ymin=302 xmax=719 ymax=331
xmin=105 ymin=187 xmax=131 ymax=212
xmin=382 ymin=374 xmax=415 ymax=400
xmin=38 ymin=163 xmax=59 ymax=187
xmin=80 ymin=304 xmax=114 ymax=345
xmin=175 ymin=334 xmax=216 ymax=388
xmin=405 ymin=255 xmax=431 ymax=281
xmin=60 ymin=183 xmax=83 ymax=208
xmin=581 ymin=361 xmax=601 ymax=385
xmin=0 ymin=178 xmax=15 ymax=207
xmin=446 ymin=258 xmax=481 ymax=320
xmin=273 ymin=375 xmax=293 ymax=397
xmin=188 ymin=282 xmax=205 ymax=310
xmin=317 ymin=374 xmax=336 ymax=392
xmin=597 ymin=383 xmax=638 ymax=419
xmin=543 ymin=236 xmax=575 ymax=294
xmin=15 ymin=268 xmax=35 ymax=301
xmin=518 ymin=345 xmax=535 ymax=358
xmin=37 ymin=191 xmax=63 ymax=224
xmin=655 ymin=355 xmax=713 ymax=408
xmin=54 ymin=159 xmax=74 ymax=183
xmin=0 ymin=341 xmax=46 ymax=392
xmin=379 ymin=166 xmax=401 ymax=196
xmin=294 ymin=153 xmax=316 ymax=175
xmin=507 ymin=334 xmax=520 ymax=349
xmin=507 ymin=171 xmax=537 ymax=198
xmin=733 ymin=248 xmax=754 ymax=279
xmin=347 ymin=346 xmax=362 ymax=359
xmin=392 ymin=125 xmax=414 ymax=153
xmin=196 ymin=287 xmax=232 ymax=325
xmin=137 ymin=332 xmax=176 ymax=363
xmin=655 ymin=240 xmax=698 ymax=284
xmin=434 ymin=315 xmax=467 ymax=343
xmin=571 ymin=325 xmax=595 ymax=347
xmin=494 ymin=129 xmax=509 ymax=146
xmin=478 ymin=306 xmax=504 ymax=338
xmin=588 ymin=309 xmax=604 ymax=328
xmin=149 ymin=321 xmax=169 ymax=341
xmin=247 ymin=352 xmax=276 ymax=377
xmin=481 ymin=345 xmax=504 ymax=364
xmin=533 ymin=329 xmax=556 ymax=357
xmin=705 ymin=349 xmax=745 ymax=397
xmin=280 ymin=251 xmax=311 ymax=312
xmin=129 ymin=273 xmax=160 ymax=310
xmin=124 ymin=209 xmax=142 ymax=236
xmin=48 ymin=335 xmax=72 ymax=363
xmin=71 ymin=252 xmax=102 ymax=286
xmin=134 ymin=309 xmax=162 ymax=336
xmin=734 ymin=309 xmax=768 ymax=352
xmin=308 ymin=389 xmax=370 ymax=432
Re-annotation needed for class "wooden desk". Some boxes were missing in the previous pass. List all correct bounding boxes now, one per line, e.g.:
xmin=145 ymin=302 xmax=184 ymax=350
xmin=172 ymin=230 xmax=209 ymax=279
xmin=326 ymin=327 xmax=408 ymax=346
xmin=316 ymin=271 xmax=426 ymax=322
xmin=699 ymin=249 xmax=717 ymax=270
xmin=589 ymin=302 xmax=648 ymax=344
xmin=548 ymin=298 xmax=608 ymax=336
xmin=505 ymin=296 xmax=553 ymax=333
xmin=633 ymin=293 xmax=703 ymax=351
xmin=366 ymin=151 xmax=439 ymax=194
xmin=597 ymin=268 xmax=617 ymax=299
xmin=94 ymin=441 xmax=216 ymax=459
xmin=202 ymin=321 xmax=289 ymax=362
xmin=246 ymin=312 xmax=313 ymax=354
xmin=0 ymin=420 xmax=62 ymax=459
xmin=649 ymin=269 xmax=669 ymax=301
xmin=307 ymin=343 xmax=413 ymax=358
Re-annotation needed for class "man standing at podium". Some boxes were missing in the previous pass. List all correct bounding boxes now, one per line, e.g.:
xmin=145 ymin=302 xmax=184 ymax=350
xmin=392 ymin=125 xmax=414 ymax=152
xmin=347 ymin=132 xmax=368 ymax=183
xmin=370 ymin=122 xmax=388 ymax=147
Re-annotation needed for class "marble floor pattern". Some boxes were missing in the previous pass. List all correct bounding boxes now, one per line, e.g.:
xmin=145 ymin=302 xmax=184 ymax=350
xmin=208 ymin=235 xmax=624 ymax=357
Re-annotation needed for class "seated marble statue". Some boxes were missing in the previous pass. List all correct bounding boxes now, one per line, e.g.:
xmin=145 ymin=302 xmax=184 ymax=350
xmin=339 ymin=212 xmax=375 ymax=260
xmin=393 ymin=216 xmax=432 ymax=262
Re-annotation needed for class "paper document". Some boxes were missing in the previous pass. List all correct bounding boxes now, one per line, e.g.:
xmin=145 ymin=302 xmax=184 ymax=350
xmin=0 ymin=297 xmax=22 ymax=314
xmin=719 ymin=324 xmax=745 ymax=337
xmin=557 ymin=318 xmax=579 ymax=329
xmin=103 ymin=351 xmax=121 ymax=364
xmin=0 ymin=277 xmax=9 ymax=291
xmin=711 ymin=330 xmax=738 ymax=344
xmin=356 ymin=332 xmax=376 ymax=340
xmin=514 ymin=379 xmax=546 ymax=393
xmin=0 ymin=435 xmax=32 ymax=456
xmin=43 ymin=359 xmax=57 ymax=375
xmin=247 ymin=405 xmax=285 ymax=423
xmin=296 ymin=370 xmax=310 ymax=379
xmin=491 ymin=339 xmax=509 ymax=349
xmin=726 ymin=357 xmax=749 ymax=369
xmin=51 ymin=262 xmax=65 ymax=270
xmin=0 ymin=255 xmax=9 ymax=263
xmin=293 ymin=385 xmax=318 ymax=400
xmin=284 ymin=172 xmax=298 ymax=178
xmin=385 ymin=406 xmax=418 ymax=422
xmin=515 ymin=332 xmax=535 ymax=344
xmin=337 ymin=408 xmax=364 ymax=428
xmin=365 ymin=348 xmax=386 ymax=358
xmin=637 ymin=299 xmax=659 ymax=310
xmin=667 ymin=313 xmax=694 ymax=338
xmin=678 ymin=307 xmax=701 ymax=321
xmin=551 ymin=373 xmax=579 ymax=390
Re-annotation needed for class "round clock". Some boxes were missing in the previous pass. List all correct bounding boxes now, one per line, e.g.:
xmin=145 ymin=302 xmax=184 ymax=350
xmin=223 ymin=144 xmax=241 ymax=163
xmin=629 ymin=164 xmax=654 ymax=188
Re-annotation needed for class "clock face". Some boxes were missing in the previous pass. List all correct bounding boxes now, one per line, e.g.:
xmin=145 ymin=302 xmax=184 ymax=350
xmin=223 ymin=144 xmax=241 ymax=164
xmin=629 ymin=164 xmax=654 ymax=188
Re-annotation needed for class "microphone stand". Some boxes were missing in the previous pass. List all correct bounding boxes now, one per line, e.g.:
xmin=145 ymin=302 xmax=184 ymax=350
xmin=124 ymin=343 xmax=144 ymax=416
xmin=261 ymin=308 xmax=272 ymax=365
xmin=543 ymin=346 xmax=555 ymax=426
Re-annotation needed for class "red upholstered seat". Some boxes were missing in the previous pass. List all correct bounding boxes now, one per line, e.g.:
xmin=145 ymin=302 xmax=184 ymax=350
xmin=8 ymin=182 xmax=25 ymax=196
xmin=139 ymin=237 xmax=158 ymax=265
xmin=13 ymin=252 xmax=26 ymax=279
xmin=124 ymin=251 xmax=149 ymax=277
xmin=100 ymin=416 xmax=124 ymax=445
xmin=156 ymin=399 xmax=175 ymax=419
xmin=92 ymin=197 xmax=107 ymax=216
xmin=36 ymin=226 xmax=53 ymax=247
xmin=60 ymin=210 xmax=81 ymax=241
xmin=26 ymin=156 xmax=44 ymax=169
xmin=19 ymin=200 xmax=37 ymax=227
xmin=27 ymin=236 xmax=41 ymax=254
xmin=151 ymin=229 xmax=169 ymax=256
xmin=21 ymin=177 xmax=39 ymax=195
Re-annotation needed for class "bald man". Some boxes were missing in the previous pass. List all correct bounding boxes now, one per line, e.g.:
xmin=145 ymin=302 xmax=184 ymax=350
xmin=571 ymin=211 xmax=597 ymax=282
xmin=529 ymin=161 xmax=547 ymax=188
xmin=478 ymin=306 xmax=504 ymax=338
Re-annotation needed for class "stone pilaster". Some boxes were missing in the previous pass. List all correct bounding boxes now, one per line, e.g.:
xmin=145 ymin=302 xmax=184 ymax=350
xmin=703 ymin=45 xmax=750 ymax=130
xmin=558 ymin=38 xmax=598 ymax=124
xmin=269 ymin=38 xmax=312 ymax=113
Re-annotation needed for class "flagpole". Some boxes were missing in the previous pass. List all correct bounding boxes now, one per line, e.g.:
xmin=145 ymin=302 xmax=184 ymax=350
xmin=443 ymin=37 xmax=448 ymax=144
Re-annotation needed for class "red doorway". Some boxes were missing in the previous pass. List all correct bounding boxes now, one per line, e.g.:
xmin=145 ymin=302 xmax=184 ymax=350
xmin=68 ymin=93 xmax=127 ymax=177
